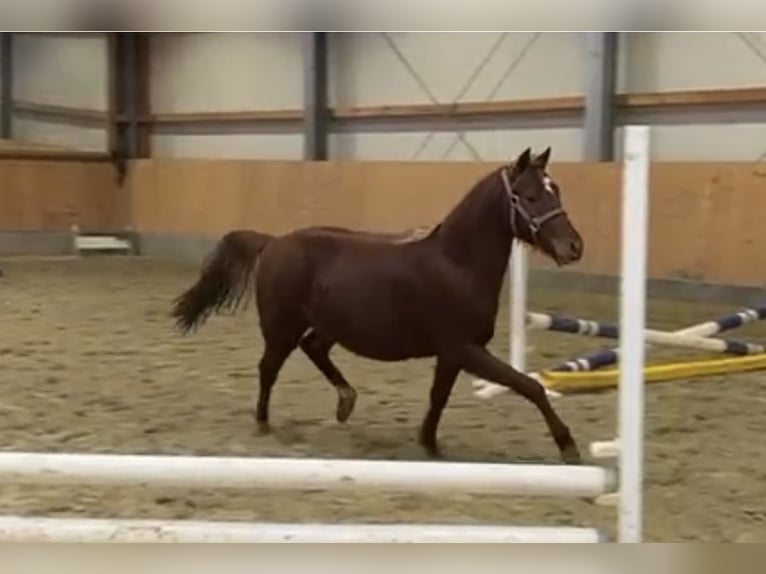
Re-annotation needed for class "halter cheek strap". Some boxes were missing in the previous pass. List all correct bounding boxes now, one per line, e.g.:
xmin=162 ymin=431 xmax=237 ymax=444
xmin=500 ymin=168 xmax=565 ymax=242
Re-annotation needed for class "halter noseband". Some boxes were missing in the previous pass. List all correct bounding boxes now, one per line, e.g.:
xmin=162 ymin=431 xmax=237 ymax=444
xmin=500 ymin=167 xmax=565 ymax=241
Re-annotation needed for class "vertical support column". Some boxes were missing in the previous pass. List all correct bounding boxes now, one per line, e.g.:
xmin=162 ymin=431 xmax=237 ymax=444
xmin=112 ymin=33 xmax=136 ymax=158
xmin=107 ymin=33 xmax=119 ymax=154
xmin=123 ymin=33 xmax=139 ymax=157
xmin=0 ymin=33 xmax=13 ymax=139
xmin=583 ymin=32 xmax=617 ymax=161
xmin=134 ymin=33 xmax=152 ymax=158
xmin=112 ymin=33 xmax=151 ymax=160
xmin=303 ymin=32 xmax=328 ymax=161
xmin=618 ymin=125 xmax=650 ymax=543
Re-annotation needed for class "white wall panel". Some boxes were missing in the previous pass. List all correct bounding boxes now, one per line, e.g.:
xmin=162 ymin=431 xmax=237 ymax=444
xmin=619 ymin=32 xmax=766 ymax=93
xmin=461 ymin=128 xmax=582 ymax=162
xmin=10 ymin=32 xmax=766 ymax=161
xmin=331 ymin=128 xmax=582 ymax=161
xmin=150 ymin=33 xmax=303 ymax=159
xmin=329 ymin=32 xmax=584 ymax=108
xmin=615 ymin=124 xmax=766 ymax=162
xmin=12 ymin=118 xmax=107 ymax=152
xmin=614 ymin=32 xmax=766 ymax=162
xmin=331 ymin=33 xmax=766 ymax=162
xmin=13 ymin=34 xmax=108 ymax=110
xmin=9 ymin=34 xmax=107 ymax=151
xmin=152 ymin=133 xmax=303 ymax=159
xmin=328 ymin=32 xmax=584 ymax=161
xmin=151 ymin=33 xmax=303 ymax=113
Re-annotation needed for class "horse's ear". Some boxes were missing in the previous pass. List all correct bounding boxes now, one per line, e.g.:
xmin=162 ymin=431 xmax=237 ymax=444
xmin=534 ymin=147 xmax=552 ymax=169
xmin=514 ymin=147 xmax=532 ymax=172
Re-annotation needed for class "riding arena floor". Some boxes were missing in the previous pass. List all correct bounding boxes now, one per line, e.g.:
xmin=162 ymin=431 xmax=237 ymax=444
xmin=2 ymin=255 xmax=766 ymax=542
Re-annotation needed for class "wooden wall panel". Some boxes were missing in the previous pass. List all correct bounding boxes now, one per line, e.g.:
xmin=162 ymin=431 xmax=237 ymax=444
xmin=129 ymin=159 xmax=766 ymax=287
xmin=0 ymin=160 xmax=124 ymax=231
xmin=4 ymin=157 xmax=766 ymax=288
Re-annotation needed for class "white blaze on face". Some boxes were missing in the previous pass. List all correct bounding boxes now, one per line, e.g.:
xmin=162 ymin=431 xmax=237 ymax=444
xmin=543 ymin=175 xmax=555 ymax=194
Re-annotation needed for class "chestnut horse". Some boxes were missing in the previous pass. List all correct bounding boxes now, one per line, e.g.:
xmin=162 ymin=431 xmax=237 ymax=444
xmin=171 ymin=147 xmax=585 ymax=463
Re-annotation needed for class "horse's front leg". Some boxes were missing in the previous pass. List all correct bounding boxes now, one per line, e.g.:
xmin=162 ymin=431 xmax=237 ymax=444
xmin=457 ymin=343 xmax=581 ymax=464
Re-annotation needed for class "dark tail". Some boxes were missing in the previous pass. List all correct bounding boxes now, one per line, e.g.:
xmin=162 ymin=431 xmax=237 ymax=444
xmin=171 ymin=229 xmax=274 ymax=334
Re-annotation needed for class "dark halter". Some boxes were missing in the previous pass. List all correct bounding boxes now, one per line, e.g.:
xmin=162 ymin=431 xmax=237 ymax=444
xmin=500 ymin=167 xmax=565 ymax=242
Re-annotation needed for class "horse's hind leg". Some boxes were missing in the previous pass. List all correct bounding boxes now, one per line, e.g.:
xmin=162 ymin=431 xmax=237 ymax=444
xmin=255 ymin=311 xmax=307 ymax=433
xmin=299 ymin=329 xmax=357 ymax=423
xmin=255 ymin=339 xmax=299 ymax=433
xmin=419 ymin=357 xmax=461 ymax=458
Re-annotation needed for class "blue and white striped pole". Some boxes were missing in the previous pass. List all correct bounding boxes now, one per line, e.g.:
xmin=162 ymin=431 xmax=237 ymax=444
xmin=540 ymin=305 xmax=766 ymax=373
xmin=473 ymin=306 xmax=766 ymax=399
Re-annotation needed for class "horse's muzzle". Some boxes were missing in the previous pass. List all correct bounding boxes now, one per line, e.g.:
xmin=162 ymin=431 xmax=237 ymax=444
xmin=552 ymin=235 xmax=584 ymax=266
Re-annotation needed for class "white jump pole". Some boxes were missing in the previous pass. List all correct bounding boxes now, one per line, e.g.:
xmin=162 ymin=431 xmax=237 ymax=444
xmin=0 ymin=451 xmax=616 ymax=498
xmin=0 ymin=516 xmax=604 ymax=543
xmin=510 ymin=239 xmax=529 ymax=372
xmin=617 ymin=124 xmax=650 ymax=542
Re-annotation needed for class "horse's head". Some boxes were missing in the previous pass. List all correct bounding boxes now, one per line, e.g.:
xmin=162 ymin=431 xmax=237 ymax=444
xmin=502 ymin=147 xmax=583 ymax=266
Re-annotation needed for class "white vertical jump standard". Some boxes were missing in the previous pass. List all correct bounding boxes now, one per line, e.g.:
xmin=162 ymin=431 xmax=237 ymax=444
xmin=476 ymin=126 xmax=651 ymax=541
xmin=614 ymin=125 xmax=650 ymax=542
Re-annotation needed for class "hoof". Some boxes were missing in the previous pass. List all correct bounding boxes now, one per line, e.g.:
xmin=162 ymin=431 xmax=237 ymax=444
xmin=253 ymin=413 xmax=271 ymax=435
xmin=419 ymin=438 xmax=444 ymax=460
xmin=561 ymin=442 xmax=582 ymax=465
xmin=336 ymin=387 xmax=357 ymax=423
xmin=425 ymin=446 xmax=444 ymax=460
